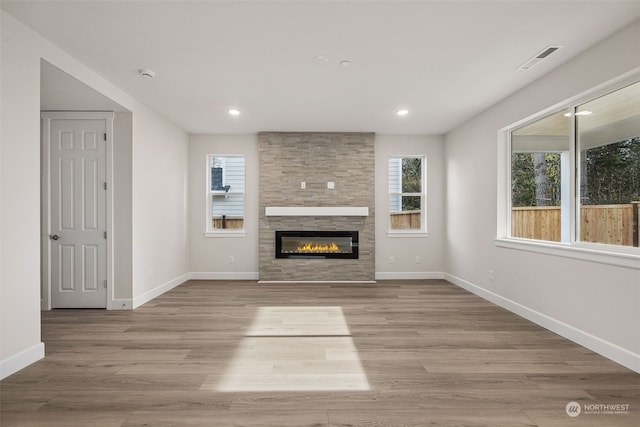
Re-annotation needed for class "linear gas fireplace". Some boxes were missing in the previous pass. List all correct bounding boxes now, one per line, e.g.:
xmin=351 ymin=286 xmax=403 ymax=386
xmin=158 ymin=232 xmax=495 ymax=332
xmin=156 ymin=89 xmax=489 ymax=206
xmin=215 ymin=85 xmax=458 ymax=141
xmin=276 ymin=231 xmax=359 ymax=259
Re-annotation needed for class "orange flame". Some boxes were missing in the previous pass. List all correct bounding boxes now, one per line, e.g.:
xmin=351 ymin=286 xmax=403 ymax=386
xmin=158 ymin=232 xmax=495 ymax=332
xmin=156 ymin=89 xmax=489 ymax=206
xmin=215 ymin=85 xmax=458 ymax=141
xmin=296 ymin=242 xmax=340 ymax=253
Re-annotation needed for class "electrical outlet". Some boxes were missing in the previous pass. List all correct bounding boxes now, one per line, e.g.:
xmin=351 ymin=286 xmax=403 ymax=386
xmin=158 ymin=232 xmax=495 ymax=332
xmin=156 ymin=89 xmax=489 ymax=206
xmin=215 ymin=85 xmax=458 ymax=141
xmin=489 ymin=270 xmax=494 ymax=281
xmin=389 ymin=256 xmax=395 ymax=264
xmin=229 ymin=256 xmax=235 ymax=264
xmin=301 ymin=181 xmax=306 ymax=189
xmin=415 ymin=256 xmax=421 ymax=264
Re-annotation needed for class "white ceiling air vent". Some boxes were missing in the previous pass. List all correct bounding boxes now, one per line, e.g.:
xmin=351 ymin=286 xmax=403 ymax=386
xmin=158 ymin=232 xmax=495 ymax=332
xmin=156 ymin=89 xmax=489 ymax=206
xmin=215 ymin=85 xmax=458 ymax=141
xmin=517 ymin=45 xmax=562 ymax=71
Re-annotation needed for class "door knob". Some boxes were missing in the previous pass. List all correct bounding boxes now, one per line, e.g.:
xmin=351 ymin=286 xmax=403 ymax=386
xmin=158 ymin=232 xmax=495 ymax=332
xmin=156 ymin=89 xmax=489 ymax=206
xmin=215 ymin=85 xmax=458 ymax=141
xmin=50 ymin=234 xmax=60 ymax=240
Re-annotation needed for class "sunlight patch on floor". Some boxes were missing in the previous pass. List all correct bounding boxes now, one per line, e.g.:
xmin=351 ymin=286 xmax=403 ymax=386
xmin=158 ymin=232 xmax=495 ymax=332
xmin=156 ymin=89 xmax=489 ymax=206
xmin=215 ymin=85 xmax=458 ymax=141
xmin=209 ymin=306 xmax=370 ymax=392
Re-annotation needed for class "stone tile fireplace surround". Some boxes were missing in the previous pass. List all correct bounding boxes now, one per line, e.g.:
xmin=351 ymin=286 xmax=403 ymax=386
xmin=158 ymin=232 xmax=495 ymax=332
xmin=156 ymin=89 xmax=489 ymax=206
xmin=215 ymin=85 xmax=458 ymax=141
xmin=259 ymin=132 xmax=375 ymax=281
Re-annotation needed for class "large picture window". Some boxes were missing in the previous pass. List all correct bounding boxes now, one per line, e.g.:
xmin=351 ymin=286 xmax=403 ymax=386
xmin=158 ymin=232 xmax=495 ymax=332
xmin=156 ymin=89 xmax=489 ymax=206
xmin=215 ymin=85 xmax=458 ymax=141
xmin=388 ymin=156 xmax=426 ymax=233
xmin=577 ymin=83 xmax=640 ymax=247
xmin=507 ymin=79 xmax=640 ymax=254
xmin=207 ymin=155 xmax=245 ymax=234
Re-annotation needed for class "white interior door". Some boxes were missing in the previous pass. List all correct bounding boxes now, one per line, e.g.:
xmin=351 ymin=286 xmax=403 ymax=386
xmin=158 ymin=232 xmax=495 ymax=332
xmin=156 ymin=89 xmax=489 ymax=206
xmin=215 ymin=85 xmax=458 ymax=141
xmin=48 ymin=118 xmax=107 ymax=308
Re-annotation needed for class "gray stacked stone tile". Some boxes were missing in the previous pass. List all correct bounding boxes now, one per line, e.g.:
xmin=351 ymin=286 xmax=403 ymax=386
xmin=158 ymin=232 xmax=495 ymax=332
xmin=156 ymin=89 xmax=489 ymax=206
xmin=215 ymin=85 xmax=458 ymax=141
xmin=259 ymin=132 xmax=375 ymax=281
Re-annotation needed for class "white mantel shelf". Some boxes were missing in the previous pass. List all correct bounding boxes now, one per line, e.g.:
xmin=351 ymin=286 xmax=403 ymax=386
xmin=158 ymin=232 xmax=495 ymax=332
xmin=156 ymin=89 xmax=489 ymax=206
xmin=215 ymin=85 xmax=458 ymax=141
xmin=265 ymin=206 xmax=369 ymax=217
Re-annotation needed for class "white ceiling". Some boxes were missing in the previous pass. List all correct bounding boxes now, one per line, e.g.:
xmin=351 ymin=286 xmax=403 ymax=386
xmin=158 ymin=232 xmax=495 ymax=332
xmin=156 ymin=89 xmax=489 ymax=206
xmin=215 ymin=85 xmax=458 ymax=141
xmin=4 ymin=1 xmax=640 ymax=135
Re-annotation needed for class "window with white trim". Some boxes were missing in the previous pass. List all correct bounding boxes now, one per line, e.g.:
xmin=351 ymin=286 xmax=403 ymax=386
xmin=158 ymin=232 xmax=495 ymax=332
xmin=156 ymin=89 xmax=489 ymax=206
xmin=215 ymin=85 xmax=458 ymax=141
xmin=576 ymin=84 xmax=640 ymax=247
xmin=388 ymin=156 xmax=427 ymax=233
xmin=506 ymin=79 xmax=640 ymax=255
xmin=207 ymin=155 xmax=245 ymax=234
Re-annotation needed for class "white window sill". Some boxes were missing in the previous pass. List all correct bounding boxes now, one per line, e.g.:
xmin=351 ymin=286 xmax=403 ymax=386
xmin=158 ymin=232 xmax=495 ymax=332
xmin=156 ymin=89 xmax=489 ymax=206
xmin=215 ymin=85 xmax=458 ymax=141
xmin=204 ymin=231 xmax=246 ymax=238
xmin=387 ymin=231 xmax=430 ymax=238
xmin=495 ymin=238 xmax=640 ymax=270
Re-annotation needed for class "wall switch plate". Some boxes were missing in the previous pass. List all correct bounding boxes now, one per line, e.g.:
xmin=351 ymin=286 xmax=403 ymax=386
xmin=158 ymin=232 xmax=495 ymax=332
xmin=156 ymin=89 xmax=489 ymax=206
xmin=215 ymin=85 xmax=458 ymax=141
xmin=327 ymin=181 xmax=335 ymax=189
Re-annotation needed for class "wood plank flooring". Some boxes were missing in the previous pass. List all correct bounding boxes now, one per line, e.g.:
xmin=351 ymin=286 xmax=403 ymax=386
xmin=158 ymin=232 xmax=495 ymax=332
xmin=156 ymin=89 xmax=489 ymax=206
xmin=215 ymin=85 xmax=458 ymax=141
xmin=1 ymin=279 xmax=639 ymax=426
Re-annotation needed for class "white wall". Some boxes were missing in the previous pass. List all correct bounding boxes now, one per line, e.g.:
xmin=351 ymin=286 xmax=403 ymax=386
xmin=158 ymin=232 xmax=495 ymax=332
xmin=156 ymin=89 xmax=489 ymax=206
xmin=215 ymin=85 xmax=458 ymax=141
xmin=445 ymin=19 xmax=640 ymax=372
xmin=188 ymin=133 xmax=445 ymax=280
xmin=0 ymin=11 xmax=189 ymax=377
xmin=113 ymin=112 xmax=133 ymax=301
xmin=189 ymin=134 xmax=260 ymax=279
xmin=375 ymin=135 xmax=445 ymax=279
xmin=131 ymin=107 xmax=190 ymax=307
xmin=1 ymin=11 xmax=44 ymax=379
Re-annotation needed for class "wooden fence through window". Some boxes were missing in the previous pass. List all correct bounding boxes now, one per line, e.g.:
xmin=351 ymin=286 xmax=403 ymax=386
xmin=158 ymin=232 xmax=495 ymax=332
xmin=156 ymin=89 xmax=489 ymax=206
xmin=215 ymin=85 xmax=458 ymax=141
xmin=390 ymin=210 xmax=421 ymax=229
xmin=512 ymin=202 xmax=640 ymax=246
xmin=212 ymin=215 xmax=244 ymax=230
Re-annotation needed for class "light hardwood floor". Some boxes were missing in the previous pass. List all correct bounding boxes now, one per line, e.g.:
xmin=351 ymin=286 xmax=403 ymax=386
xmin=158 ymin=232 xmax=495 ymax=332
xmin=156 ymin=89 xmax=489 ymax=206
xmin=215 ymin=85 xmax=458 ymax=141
xmin=1 ymin=280 xmax=639 ymax=426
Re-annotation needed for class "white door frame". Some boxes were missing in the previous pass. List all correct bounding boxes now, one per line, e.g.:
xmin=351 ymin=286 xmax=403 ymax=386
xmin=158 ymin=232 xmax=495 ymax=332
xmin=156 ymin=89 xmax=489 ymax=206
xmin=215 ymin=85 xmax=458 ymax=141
xmin=41 ymin=111 xmax=115 ymax=310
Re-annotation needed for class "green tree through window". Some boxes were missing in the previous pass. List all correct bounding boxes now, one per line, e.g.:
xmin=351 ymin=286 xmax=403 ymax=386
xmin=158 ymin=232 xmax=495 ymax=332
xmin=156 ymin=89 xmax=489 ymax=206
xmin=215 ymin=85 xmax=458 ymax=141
xmin=581 ymin=137 xmax=640 ymax=205
xmin=512 ymin=153 xmax=561 ymax=207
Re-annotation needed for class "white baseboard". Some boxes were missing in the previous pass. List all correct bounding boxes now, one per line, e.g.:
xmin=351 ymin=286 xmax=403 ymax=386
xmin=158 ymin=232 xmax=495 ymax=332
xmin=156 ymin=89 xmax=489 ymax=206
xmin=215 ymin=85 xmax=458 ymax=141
xmin=257 ymin=280 xmax=377 ymax=284
xmin=132 ymin=273 xmax=190 ymax=309
xmin=189 ymin=272 xmax=259 ymax=280
xmin=375 ymin=271 xmax=445 ymax=280
xmin=109 ymin=299 xmax=133 ymax=310
xmin=0 ymin=342 xmax=45 ymax=380
xmin=444 ymin=273 xmax=640 ymax=374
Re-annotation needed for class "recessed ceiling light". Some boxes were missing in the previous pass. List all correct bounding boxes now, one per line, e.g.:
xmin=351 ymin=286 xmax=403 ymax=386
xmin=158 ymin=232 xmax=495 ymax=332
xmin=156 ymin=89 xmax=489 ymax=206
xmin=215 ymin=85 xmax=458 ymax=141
xmin=340 ymin=60 xmax=352 ymax=68
xmin=137 ymin=69 xmax=155 ymax=79
xmin=396 ymin=109 xmax=409 ymax=116
xmin=228 ymin=108 xmax=241 ymax=116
